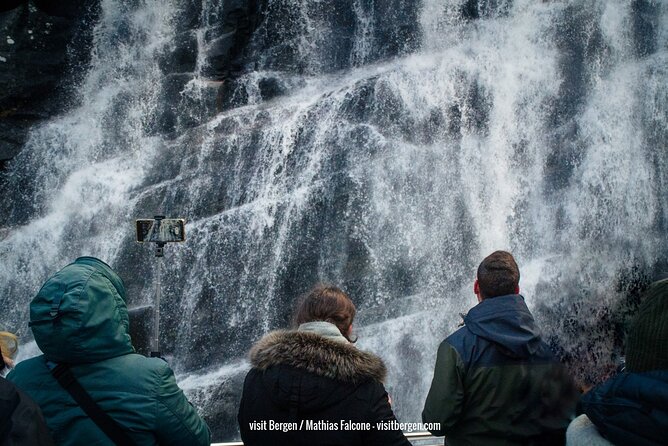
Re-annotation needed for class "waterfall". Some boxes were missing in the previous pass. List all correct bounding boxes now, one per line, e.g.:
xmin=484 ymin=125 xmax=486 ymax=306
xmin=1 ymin=0 xmax=666 ymax=440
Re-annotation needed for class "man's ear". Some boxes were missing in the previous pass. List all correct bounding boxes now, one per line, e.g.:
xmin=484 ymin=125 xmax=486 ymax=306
xmin=514 ymin=284 xmax=520 ymax=294
xmin=474 ymin=280 xmax=484 ymax=303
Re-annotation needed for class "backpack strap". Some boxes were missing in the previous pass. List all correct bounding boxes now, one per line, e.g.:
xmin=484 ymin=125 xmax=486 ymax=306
xmin=48 ymin=362 xmax=138 ymax=446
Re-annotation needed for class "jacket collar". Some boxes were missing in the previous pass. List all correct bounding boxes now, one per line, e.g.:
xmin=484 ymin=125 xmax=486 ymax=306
xmin=249 ymin=330 xmax=386 ymax=384
xmin=297 ymin=321 xmax=348 ymax=344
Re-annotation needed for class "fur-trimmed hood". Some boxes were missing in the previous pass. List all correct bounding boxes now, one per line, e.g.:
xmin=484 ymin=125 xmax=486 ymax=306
xmin=239 ymin=331 xmax=411 ymax=445
xmin=250 ymin=330 xmax=386 ymax=384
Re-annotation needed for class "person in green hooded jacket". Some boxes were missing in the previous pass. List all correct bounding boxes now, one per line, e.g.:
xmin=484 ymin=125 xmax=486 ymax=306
xmin=7 ymin=257 xmax=210 ymax=446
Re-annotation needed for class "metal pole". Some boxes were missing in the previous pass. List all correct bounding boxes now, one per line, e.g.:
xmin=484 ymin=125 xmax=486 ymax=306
xmin=152 ymin=242 xmax=164 ymax=357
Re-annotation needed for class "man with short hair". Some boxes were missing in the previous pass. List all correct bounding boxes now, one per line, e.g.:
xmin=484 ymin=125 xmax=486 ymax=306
xmin=423 ymin=251 xmax=577 ymax=446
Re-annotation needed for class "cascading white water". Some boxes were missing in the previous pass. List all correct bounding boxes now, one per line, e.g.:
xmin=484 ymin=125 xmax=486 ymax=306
xmin=1 ymin=0 xmax=666 ymax=440
xmin=1 ymin=0 xmax=179 ymax=329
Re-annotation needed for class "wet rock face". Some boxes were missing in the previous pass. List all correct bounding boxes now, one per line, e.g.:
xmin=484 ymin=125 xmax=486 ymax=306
xmin=199 ymin=0 xmax=260 ymax=80
xmin=0 ymin=0 xmax=424 ymax=162
xmin=461 ymin=0 xmax=513 ymax=20
xmin=0 ymin=2 xmax=97 ymax=167
xmin=199 ymin=0 xmax=422 ymax=82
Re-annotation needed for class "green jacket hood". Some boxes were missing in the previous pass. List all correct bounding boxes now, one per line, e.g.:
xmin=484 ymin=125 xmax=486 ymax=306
xmin=29 ymin=257 xmax=134 ymax=363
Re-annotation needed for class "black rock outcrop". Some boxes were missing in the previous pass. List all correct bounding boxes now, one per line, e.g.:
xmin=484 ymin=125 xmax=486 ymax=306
xmin=0 ymin=1 xmax=97 ymax=168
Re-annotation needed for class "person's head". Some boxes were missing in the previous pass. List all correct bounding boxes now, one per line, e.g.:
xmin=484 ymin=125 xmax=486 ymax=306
xmin=29 ymin=256 xmax=134 ymax=364
xmin=0 ymin=331 xmax=18 ymax=371
xmin=293 ymin=285 xmax=356 ymax=342
xmin=474 ymin=250 xmax=520 ymax=300
xmin=625 ymin=278 xmax=668 ymax=373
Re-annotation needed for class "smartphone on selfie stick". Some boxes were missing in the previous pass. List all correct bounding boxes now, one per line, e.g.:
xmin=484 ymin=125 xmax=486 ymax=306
xmin=136 ymin=216 xmax=186 ymax=358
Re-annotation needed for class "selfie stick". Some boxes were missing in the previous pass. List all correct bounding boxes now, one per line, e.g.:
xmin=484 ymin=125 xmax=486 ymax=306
xmin=136 ymin=215 xmax=185 ymax=358
xmin=152 ymin=216 xmax=165 ymax=358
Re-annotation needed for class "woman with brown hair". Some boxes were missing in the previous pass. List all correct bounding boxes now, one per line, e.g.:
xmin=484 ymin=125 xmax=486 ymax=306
xmin=238 ymin=285 xmax=411 ymax=446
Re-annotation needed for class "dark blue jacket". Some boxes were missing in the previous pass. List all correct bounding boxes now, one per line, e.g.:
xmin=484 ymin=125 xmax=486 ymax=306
xmin=581 ymin=370 xmax=668 ymax=446
xmin=423 ymin=294 xmax=577 ymax=446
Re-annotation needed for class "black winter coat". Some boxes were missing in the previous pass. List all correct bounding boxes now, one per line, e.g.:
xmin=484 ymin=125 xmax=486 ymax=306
xmin=238 ymin=330 xmax=411 ymax=446
xmin=0 ymin=377 xmax=53 ymax=446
